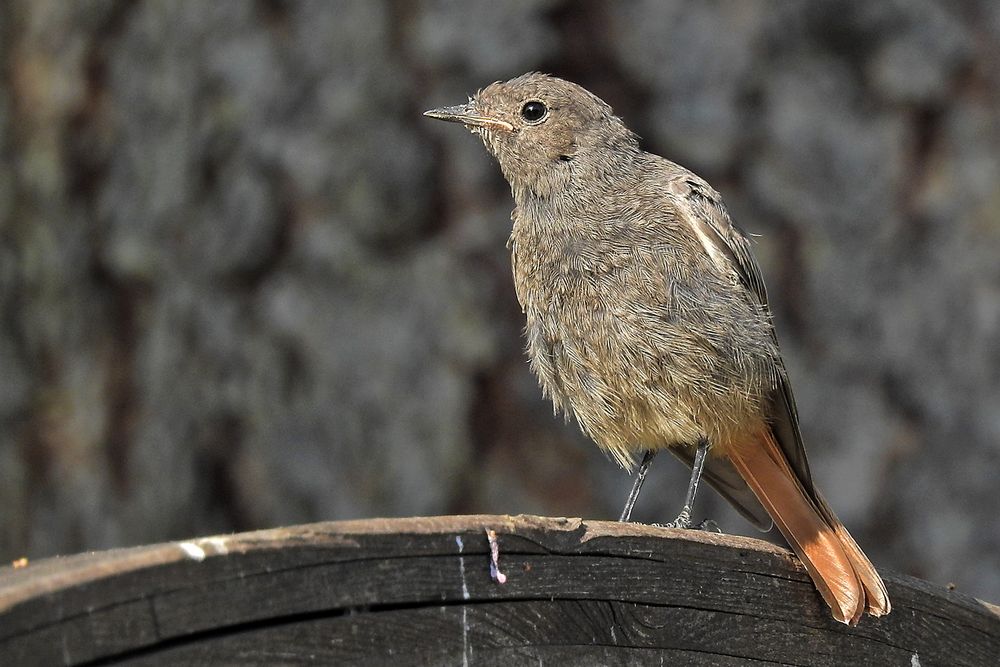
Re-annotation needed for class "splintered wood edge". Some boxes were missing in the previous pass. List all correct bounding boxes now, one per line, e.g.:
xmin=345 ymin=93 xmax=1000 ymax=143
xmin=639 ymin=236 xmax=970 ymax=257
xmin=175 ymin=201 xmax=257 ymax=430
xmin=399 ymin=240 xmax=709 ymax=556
xmin=0 ymin=514 xmax=994 ymax=619
xmin=0 ymin=515 xmax=780 ymax=611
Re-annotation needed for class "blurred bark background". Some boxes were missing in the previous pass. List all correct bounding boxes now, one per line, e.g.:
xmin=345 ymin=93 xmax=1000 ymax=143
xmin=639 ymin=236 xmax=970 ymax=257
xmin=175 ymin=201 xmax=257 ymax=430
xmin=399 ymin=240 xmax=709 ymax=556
xmin=1 ymin=0 xmax=999 ymax=602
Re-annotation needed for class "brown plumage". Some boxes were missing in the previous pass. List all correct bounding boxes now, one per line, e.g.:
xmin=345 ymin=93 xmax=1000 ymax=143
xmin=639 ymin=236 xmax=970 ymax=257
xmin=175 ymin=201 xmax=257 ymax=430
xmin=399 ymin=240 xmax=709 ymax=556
xmin=425 ymin=72 xmax=889 ymax=624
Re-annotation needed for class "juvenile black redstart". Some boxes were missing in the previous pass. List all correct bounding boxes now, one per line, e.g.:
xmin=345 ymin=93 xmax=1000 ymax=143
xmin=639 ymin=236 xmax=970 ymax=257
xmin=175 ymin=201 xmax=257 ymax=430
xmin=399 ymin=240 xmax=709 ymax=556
xmin=425 ymin=73 xmax=889 ymax=624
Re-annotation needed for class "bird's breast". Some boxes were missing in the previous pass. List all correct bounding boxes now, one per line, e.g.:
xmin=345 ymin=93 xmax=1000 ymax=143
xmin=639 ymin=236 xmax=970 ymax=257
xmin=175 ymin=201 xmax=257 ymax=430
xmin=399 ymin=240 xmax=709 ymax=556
xmin=509 ymin=211 xmax=669 ymax=411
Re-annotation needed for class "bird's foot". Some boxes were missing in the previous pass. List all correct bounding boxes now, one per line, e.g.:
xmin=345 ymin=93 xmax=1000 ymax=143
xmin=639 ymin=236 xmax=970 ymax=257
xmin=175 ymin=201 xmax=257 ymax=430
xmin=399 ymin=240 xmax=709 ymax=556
xmin=693 ymin=519 xmax=721 ymax=533
xmin=652 ymin=510 xmax=719 ymax=532
xmin=654 ymin=507 xmax=693 ymax=530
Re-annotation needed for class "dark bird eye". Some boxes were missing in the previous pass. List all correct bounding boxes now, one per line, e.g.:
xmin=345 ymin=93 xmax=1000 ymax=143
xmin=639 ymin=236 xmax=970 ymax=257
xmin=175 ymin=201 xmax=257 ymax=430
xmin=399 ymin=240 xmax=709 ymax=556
xmin=520 ymin=101 xmax=547 ymax=123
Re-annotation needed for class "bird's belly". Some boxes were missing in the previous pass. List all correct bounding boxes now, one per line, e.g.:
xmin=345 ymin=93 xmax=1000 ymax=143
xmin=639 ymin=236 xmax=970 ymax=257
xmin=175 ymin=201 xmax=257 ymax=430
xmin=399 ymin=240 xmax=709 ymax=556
xmin=524 ymin=296 xmax=772 ymax=468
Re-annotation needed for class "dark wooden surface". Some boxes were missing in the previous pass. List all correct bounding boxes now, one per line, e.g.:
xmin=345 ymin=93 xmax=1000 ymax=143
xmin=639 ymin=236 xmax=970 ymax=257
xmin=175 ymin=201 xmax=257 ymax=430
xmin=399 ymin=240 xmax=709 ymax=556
xmin=1 ymin=515 xmax=998 ymax=666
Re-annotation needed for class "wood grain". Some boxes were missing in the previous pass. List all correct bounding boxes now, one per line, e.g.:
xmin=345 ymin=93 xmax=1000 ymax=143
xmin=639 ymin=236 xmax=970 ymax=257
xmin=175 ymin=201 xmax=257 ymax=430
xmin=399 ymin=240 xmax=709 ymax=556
xmin=1 ymin=515 xmax=997 ymax=666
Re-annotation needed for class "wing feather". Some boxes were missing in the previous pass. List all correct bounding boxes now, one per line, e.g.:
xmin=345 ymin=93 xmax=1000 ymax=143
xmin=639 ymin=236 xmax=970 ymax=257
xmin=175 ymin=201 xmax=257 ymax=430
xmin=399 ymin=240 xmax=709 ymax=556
xmin=669 ymin=171 xmax=816 ymax=496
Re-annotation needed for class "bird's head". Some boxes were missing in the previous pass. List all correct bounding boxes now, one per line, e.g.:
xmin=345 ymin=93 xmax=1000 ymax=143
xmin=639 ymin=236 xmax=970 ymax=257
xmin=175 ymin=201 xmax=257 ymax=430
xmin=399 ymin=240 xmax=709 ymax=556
xmin=425 ymin=73 xmax=638 ymax=198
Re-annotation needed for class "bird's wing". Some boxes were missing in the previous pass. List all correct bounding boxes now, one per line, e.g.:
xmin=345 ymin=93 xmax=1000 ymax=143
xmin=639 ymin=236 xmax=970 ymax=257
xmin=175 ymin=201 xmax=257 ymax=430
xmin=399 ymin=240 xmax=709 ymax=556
xmin=669 ymin=175 xmax=768 ymax=305
xmin=670 ymin=173 xmax=815 ymax=496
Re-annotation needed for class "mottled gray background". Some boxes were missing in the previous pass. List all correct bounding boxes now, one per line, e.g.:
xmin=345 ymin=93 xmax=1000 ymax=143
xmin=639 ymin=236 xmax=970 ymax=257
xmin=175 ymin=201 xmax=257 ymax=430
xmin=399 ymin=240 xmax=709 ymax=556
xmin=2 ymin=0 xmax=999 ymax=602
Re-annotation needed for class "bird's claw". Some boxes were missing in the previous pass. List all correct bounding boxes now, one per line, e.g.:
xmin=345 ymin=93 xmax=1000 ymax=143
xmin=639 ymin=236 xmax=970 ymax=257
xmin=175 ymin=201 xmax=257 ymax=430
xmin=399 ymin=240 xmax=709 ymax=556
xmin=653 ymin=508 xmax=693 ymax=530
xmin=694 ymin=519 xmax=721 ymax=533
xmin=652 ymin=512 xmax=719 ymax=532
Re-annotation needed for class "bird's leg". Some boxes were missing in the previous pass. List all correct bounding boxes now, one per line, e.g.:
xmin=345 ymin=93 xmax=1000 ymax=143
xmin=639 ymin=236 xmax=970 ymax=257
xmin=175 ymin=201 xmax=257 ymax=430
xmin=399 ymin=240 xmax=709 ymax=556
xmin=619 ymin=450 xmax=657 ymax=522
xmin=666 ymin=437 xmax=711 ymax=529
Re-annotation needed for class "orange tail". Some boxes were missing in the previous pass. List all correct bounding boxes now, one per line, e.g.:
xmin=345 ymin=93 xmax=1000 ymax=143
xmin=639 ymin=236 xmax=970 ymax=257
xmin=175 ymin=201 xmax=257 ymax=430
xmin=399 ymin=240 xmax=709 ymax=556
xmin=728 ymin=429 xmax=890 ymax=624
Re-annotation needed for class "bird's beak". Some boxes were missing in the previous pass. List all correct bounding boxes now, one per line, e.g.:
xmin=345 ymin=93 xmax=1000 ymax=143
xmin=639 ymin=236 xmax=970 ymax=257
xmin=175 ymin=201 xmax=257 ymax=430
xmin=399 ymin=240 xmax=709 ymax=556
xmin=423 ymin=103 xmax=514 ymax=131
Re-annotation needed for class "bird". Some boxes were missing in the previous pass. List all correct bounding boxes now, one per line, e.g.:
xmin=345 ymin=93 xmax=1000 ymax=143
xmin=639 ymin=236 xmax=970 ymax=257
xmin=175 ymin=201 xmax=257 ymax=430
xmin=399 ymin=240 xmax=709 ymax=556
xmin=424 ymin=72 xmax=890 ymax=624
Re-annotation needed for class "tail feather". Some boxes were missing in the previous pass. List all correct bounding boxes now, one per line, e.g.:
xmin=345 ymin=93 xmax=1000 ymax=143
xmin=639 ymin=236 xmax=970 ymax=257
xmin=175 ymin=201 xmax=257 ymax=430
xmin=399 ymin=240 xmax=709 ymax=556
xmin=728 ymin=430 xmax=881 ymax=624
xmin=814 ymin=490 xmax=891 ymax=617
